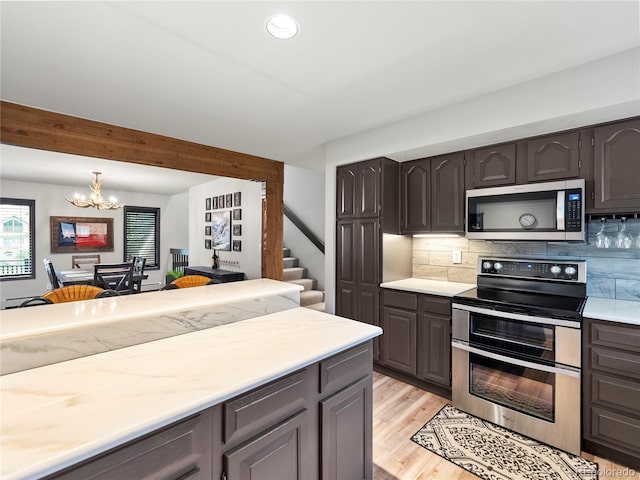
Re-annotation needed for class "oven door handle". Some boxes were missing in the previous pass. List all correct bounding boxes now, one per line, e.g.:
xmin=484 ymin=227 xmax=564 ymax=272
xmin=452 ymin=303 xmax=581 ymax=329
xmin=451 ymin=340 xmax=580 ymax=378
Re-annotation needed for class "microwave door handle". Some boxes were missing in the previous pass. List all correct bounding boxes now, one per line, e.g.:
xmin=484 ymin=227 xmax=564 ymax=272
xmin=557 ymin=190 xmax=565 ymax=230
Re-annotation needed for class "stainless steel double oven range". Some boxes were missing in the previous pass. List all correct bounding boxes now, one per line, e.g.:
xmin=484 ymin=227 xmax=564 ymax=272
xmin=452 ymin=257 xmax=586 ymax=455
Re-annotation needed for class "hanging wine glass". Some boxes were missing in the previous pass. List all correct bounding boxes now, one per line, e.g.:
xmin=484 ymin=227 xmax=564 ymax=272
xmin=595 ymin=218 xmax=611 ymax=248
xmin=615 ymin=217 xmax=633 ymax=248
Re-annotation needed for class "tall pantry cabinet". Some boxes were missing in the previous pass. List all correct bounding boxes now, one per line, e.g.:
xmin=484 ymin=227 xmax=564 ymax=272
xmin=336 ymin=158 xmax=401 ymax=362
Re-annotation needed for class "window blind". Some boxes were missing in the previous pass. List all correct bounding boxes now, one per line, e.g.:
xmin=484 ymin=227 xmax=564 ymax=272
xmin=124 ymin=207 xmax=160 ymax=268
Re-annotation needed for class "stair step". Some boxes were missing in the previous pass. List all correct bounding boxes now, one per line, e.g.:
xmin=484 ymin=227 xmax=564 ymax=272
xmin=287 ymin=278 xmax=316 ymax=291
xmin=300 ymin=290 xmax=325 ymax=307
xmin=283 ymin=267 xmax=306 ymax=281
xmin=283 ymin=257 xmax=299 ymax=269
xmin=305 ymin=302 xmax=325 ymax=312
xmin=283 ymin=247 xmax=291 ymax=258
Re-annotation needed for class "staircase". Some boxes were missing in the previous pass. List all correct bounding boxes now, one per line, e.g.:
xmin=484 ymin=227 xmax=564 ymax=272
xmin=283 ymin=247 xmax=325 ymax=312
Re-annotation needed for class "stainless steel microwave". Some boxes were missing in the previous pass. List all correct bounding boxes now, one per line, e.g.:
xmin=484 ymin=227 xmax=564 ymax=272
xmin=465 ymin=179 xmax=585 ymax=241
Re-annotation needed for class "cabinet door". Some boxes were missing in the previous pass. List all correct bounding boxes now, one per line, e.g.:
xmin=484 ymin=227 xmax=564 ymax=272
xmin=431 ymin=153 xmax=465 ymax=233
xmin=335 ymin=220 xmax=357 ymax=319
xmin=381 ymin=307 xmax=417 ymax=376
xmin=417 ymin=313 xmax=451 ymax=387
xmin=593 ymin=118 xmax=640 ymax=211
xmin=401 ymin=159 xmax=430 ymax=233
xmin=357 ymin=160 xmax=380 ymax=217
xmin=468 ymin=144 xmax=517 ymax=188
xmin=224 ymin=410 xmax=308 ymax=480
xmin=320 ymin=376 xmax=373 ymax=480
xmin=526 ymin=131 xmax=580 ymax=182
xmin=336 ymin=164 xmax=357 ymax=218
xmin=355 ymin=218 xmax=380 ymax=326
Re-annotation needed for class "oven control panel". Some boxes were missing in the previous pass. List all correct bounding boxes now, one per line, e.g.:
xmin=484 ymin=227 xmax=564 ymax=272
xmin=479 ymin=258 xmax=585 ymax=282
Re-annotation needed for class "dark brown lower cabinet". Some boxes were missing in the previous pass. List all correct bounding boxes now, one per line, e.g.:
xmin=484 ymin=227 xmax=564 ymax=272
xmin=382 ymin=306 xmax=417 ymax=375
xmin=320 ymin=376 xmax=373 ymax=480
xmin=224 ymin=411 xmax=308 ymax=480
xmin=583 ymin=318 xmax=640 ymax=470
xmin=380 ymin=289 xmax=452 ymax=396
xmin=45 ymin=342 xmax=374 ymax=480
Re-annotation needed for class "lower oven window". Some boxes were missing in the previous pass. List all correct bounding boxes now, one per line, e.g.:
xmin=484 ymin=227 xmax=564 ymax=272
xmin=469 ymin=352 xmax=555 ymax=422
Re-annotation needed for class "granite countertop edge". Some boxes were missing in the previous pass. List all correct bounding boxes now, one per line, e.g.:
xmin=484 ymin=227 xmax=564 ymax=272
xmin=380 ymin=278 xmax=476 ymax=297
xmin=584 ymin=297 xmax=640 ymax=326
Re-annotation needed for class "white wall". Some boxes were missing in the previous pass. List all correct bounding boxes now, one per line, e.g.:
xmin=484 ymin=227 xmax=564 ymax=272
xmin=284 ymin=165 xmax=325 ymax=290
xmin=188 ymin=178 xmax=262 ymax=280
xmin=323 ymin=48 xmax=640 ymax=314
xmin=0 ymin=179 xmax=188 ymax=305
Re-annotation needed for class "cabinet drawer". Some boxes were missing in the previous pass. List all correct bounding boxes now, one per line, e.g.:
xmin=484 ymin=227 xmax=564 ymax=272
xmin=224 ymin=370 xmax=307 ymax=444
xmin=590 ymin=320 xmax=640 ymax=353
xmin=320 ymin=343 xmax=372 ymax=395
xmin=420 ymin=295 xmax=451 ymax=316
xmin=592 ymin=373 xmax=640 ymax=417
xmin=48 ymin=413 xmax=210 ymax=480
xmin=589 ymin=406 xmax=640 ymax=455
xmin=591 ymin=346 xmax=640 ymax=380
xmin=383 ymin=290 xmax=417 ymax=310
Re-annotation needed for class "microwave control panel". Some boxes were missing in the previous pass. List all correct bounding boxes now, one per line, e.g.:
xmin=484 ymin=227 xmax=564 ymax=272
xmin=565 ymin=189 xmax=582 ymax=231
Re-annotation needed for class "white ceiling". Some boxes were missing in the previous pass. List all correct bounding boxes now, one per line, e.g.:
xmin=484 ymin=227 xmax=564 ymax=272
xmin=1 ymin=1 xmax=639 ymax=192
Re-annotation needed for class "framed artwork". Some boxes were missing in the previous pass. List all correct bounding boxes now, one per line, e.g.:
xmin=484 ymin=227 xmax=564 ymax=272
xmin=233 ymin=191 xmax=241 ymax=207
xmin=205 ymin=197 xmax=211 ymax=210
xmin=233 ymin=208 xmax=242 ymax=220
xmin=50 ymin=216 xmax=114 ymax=253
xmin=232 ymin=240 xmax=242 ymax=252
xmin=218 ymin=194 xmax=225 ymax=208
xmin=211 ymin=211 xmax=231 ymax=251
xmin=225 ymin=193 xmax=233 ymax=208
xmin=205 ymin=239 xmax=212 ymax=249
xmin=212 ymin=196 xmax=218 ymax=209
xmin=205 ymin=225 xmax=211 ymax=236
xmin=205 ymin=212 xmax=211 ymax=222
xmin=233 ymin=224 xmax=242 ymax=236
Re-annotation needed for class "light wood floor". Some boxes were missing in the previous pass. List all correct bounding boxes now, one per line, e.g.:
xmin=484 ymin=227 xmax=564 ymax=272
xmin=372 ymin=372 xmax=631 ymax=480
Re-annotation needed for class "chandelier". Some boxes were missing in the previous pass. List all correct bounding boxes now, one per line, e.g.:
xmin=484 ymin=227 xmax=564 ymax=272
xmin=65 ymin=171 xmax=124 ymax=210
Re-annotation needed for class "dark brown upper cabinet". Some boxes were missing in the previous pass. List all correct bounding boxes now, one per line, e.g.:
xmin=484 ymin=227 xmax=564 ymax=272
xmin=401 ymin=153 xmax=464 ymax=234
xmin=526 ymin=131 xmax=580 ymax=182
xmin=336 ymin=158 xmax=399 ymax=231
xmin=592 ymin=117 xmax=640 ymax=212
xmin=465 ymin=143 xmax=517 ymax=189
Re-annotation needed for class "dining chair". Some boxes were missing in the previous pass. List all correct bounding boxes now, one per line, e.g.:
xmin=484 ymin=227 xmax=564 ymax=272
xmin=43 ymin=285 xmax=105 ymax=303
xmin=43 ymin=258 xmax=60 ymax=290
xmin=170 ymin=274 xmax=219 ymax=289
xmin=19 ymin=296 xmax=54 ymax=307
xmin=129 ymin=256 xmax=147 ymax=293
xmin=71 ymin=254 xmax=101 ymax=270
xmin=93 ymin=263 xmax=134 ymax=294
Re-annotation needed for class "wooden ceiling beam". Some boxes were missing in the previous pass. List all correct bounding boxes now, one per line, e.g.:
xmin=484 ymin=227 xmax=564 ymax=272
xmin=1 ymin=101 xmax=283 ymax=280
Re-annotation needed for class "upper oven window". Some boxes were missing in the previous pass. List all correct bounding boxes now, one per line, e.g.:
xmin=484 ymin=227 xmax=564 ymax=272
xmin=470 ymin=314 xmax=554 ymax=364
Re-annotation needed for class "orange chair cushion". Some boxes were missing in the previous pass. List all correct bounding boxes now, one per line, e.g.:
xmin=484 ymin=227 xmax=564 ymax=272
xmin=43 ymin=285 xmax=105 ymax=303
xmin=171 ymin=275 xmax=212 ymax=288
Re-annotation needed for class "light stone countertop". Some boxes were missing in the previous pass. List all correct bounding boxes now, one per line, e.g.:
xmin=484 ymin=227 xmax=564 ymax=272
xmin=0 ymin=278 xmax=302 ymax=340
xmin=380 ymin=278 xmax=476 ymax=297
xmin=0 ymin=307 xmax=382 ymax=480
xmin=584 ymin=297 xmax=640 ymax=326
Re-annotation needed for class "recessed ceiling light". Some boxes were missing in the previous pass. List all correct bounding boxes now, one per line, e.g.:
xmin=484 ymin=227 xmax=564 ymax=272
xmin=266 ymin=14 xmax=298 ymax=39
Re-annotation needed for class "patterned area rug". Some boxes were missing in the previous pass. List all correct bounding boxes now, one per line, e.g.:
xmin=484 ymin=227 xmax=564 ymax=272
xmin=411 ymin=405 xmax=598 ymax=480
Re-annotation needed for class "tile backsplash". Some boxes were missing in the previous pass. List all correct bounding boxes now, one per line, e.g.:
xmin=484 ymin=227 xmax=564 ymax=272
xmin=412 ymin=218 xmax=640 ymax=302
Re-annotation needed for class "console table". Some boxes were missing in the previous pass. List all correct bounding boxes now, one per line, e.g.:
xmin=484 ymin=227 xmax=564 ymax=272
xmin=184 ymin=266 xmax=245 ymax=283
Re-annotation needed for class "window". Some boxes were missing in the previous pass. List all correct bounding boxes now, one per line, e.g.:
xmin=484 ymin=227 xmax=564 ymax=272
xmin=124 ymin=206 xmax=160 ymax=269
xmin=0 ymin=198 xmax=35 ymax=280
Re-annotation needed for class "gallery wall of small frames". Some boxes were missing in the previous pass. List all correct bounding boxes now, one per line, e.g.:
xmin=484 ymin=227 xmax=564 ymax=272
xmin=205 ymin=191 xmax=242 ymax=252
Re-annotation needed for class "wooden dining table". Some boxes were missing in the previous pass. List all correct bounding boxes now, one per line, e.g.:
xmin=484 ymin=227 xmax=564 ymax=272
xmin=56 ymin=269 xmax=148 ymax=288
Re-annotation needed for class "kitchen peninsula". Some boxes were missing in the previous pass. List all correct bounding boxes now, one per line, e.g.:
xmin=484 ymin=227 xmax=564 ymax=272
xmin=1 ymin=281 xmax=381 ymax=480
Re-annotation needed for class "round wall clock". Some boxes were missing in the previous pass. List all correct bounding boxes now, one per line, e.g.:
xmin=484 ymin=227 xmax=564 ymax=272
xmin=519 ymin=213 xmax=537 ymax=230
